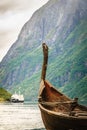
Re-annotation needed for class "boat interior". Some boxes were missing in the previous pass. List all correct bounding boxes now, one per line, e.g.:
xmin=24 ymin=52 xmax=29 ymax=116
xmin=39 ymin=80 xmax=87 ymax=117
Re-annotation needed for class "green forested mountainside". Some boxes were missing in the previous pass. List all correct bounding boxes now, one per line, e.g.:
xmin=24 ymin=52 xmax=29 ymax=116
xmin=46 ymin=20 xmax=87 ymax=105
xmin=0 ymin=0 xmax=87 ymax=104
xmin=0 ymin=88 xmax=11 ymax=102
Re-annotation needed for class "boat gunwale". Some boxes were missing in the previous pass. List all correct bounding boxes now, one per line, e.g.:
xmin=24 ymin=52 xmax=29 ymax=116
xmin=38 ymin=103 xmax=87 ymax=120
xmin=38 ymin=80 xmax=87 ymax=119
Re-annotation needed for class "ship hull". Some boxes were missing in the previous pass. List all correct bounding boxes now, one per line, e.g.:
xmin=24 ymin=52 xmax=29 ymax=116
xmin=39 ymin=103 xmax=87 ymax=130
xmin=11 ymin=99 xmax=24 ymax=103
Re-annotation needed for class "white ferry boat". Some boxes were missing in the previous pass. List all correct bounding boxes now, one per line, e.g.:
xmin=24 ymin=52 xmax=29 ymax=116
xmin=11 ymin=91 xmax=24 ymax=103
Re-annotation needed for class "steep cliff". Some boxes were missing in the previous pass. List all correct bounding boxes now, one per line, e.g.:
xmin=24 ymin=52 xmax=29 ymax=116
xmin=0 ymin=0 xmax=87 ymax=104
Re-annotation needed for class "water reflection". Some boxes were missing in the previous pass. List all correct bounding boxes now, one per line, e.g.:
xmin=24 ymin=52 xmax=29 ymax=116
xmin=0 ymin=102 xmax=45 ymax=130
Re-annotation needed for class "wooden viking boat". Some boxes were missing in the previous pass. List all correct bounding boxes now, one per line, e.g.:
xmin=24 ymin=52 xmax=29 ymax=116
xmin=38 ymin=43 xmax=87 ymax=130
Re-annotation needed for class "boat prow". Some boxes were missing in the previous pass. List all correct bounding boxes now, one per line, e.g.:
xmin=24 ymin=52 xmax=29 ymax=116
xmin=38 ymin=43 xmax=87 ymax=130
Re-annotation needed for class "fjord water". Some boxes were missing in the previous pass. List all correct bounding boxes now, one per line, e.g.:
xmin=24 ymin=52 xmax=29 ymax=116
xmin=0 ymin=102 xmax=45 ymax=130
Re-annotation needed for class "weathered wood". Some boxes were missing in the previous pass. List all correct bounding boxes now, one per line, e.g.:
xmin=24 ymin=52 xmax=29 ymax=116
xmin=38 ymin=43 xmax=87 ymax=130
xmin=41 ymin=43 xmax=48 ymax=80
xmin=40 ymin=101 xmax=75 ymax=106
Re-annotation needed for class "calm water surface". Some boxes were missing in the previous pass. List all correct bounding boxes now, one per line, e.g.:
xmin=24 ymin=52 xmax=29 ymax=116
xmin=0 ymin=102 xmax=45 ymax=130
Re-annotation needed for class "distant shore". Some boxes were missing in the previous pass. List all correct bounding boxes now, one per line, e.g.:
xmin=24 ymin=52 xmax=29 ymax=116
xmin=0 ymin=97 xmax=11 ymax=103
xmin=0 ymin=87 xmax=11 ymax=103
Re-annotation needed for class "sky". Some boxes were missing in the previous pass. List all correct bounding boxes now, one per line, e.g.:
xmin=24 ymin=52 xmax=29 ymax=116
xmin=0 ymin=0 xmax=49 ymax=61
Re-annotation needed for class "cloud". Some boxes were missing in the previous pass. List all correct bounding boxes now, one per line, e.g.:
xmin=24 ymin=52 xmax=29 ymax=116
xmin=0 ymin=0 xmax=49 ymax=14
xmin=0 ymin=0 xmax=26 ymax=12
xmin=0 ymin=10 xmax=31 ymax=61
xmin=0 ymin=0 xmax=49 ymax=61
xmin=0 ymin=0 xmax=49 ymax=32
xmin=0 ymin=30 xmax=16 ymax=60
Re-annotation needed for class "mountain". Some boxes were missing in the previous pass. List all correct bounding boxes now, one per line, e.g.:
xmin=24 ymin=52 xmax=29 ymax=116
xmin=0 ymin=0 xmax=87 ymax=104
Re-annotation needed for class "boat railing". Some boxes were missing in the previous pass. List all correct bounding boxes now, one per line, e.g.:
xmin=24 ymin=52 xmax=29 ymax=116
xmin=39 ymin=101 xmax=87 ymax=117
xmin=39 ymin=100 xmax=76 ymax=106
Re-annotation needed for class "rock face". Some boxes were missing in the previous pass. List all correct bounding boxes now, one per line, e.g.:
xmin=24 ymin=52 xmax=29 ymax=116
xmin=0 ymin=0 xmax=87 ymax=104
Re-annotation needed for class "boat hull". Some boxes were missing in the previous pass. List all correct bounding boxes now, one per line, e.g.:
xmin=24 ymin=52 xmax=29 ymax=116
xmin=11 ymin=99 xmax=24 ymax=103
xmin=38 ymin=44 xmax=87 ymax=130
xmin=39 ymin=104 xmax=87 ymax=130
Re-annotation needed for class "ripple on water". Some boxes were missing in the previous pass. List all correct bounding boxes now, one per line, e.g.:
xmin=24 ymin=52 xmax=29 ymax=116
xmin=0 ymin=103 xmax=45 ymax=130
